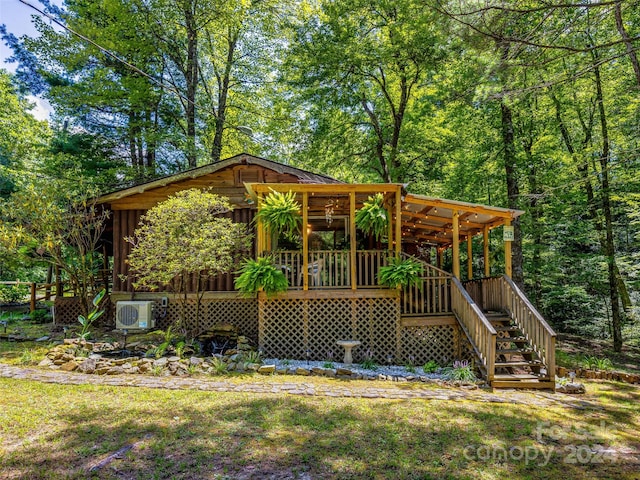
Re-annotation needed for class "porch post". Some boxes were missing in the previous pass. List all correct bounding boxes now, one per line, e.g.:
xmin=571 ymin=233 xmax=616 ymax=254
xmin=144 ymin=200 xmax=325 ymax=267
xmin=483 ymin=225 xmax=490 ymax=277
xmin=467 ymin=235 xmax=473 ymax=280
xmin=437 ymin=248 xmax=443 ymax=269
xmin=302 ymin=192 xmax=309 ymax=291
xmin=350 ymin=191 xmax=357 ymax=290
xmin=395 ymin=188 xmax=402 ymax=256
xmin=256 ymin=193 xmax=264 ymax=255
xmin=387 ymin=204 xmax=393 ymax=252
xmin=452 ymin=210 xmax=460 ymax=278
xmin=504 ymin=217 xmax=512 ymax=277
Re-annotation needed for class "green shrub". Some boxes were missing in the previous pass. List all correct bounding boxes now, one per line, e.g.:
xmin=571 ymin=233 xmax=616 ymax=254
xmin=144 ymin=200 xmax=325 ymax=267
xmin=0 ymin=284 xmax=29 ymax=304
xmin=443 ymin=360 xmax=477 ymax=382
xmin=582 ymin=355 xmax=613 ymax=371
xmin=423 ymin=360 xmax=439 ymax=374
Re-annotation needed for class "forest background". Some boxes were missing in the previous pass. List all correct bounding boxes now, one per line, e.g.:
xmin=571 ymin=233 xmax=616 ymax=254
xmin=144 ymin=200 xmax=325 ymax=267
xmin=0 ymin=0 xmax=638 ymax=351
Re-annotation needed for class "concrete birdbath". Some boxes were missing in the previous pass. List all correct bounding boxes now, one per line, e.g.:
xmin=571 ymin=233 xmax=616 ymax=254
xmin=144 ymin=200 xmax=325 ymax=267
xmin=336 ymin=340 xmax=361 ymax=365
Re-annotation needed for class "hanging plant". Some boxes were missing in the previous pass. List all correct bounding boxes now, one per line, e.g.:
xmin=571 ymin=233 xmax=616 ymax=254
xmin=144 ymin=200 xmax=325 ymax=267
xmin=254 ymin=190 xmax=302 ymax=240
xmin=235 ymin=256 xmax=289 ymax=297
xmin=355 ymin=193 xmax=389 ymax=241
xmin=378 ymin=257 xmax=423 ymax=289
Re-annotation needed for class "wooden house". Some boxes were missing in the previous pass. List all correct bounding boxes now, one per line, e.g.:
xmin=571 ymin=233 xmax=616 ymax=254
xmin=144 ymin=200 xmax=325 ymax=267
xmin=77 ymin=153 xmax=555 ymax=389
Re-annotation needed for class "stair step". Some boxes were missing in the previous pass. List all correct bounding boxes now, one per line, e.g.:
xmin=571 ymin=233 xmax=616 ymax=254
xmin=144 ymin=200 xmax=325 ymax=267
xmin=492 ymin=381 xmax=556 ymax=390
xmin=496 ymin=348 xmax=534 ymax=354
xmin=495 ymin=360 xmax=541 ymax=368
xmin=493 ymin=373 xmax=541 ymax=380
xmin=494 ymin=325 xmax=520 ymax=332
xmin=500 ymin=336 xmax=528 ymax=343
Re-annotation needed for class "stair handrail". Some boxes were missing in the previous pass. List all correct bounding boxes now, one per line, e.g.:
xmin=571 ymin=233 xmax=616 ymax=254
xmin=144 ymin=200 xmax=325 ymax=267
xmin=500 ymin=275 xmax=556 ymax=379
xmin=450 ymin=277 xmax=497 ymax=381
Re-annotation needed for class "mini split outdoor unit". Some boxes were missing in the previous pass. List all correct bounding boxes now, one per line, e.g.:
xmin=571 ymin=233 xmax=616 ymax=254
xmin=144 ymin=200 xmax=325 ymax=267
xmin=115 ymin=301 xmax=155 ymax=330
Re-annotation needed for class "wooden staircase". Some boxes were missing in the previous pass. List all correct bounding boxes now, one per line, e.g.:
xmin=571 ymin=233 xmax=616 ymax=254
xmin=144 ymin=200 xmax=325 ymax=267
xmin=486 ymin=311 xmax=555 ymax=389
xmin=452 ymin=276 xmax=557 ymax=391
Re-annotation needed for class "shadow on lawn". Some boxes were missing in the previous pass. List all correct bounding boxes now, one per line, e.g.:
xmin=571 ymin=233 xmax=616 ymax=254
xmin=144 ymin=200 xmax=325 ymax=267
xmin=2 ymin=384 xmax=639 ymax=480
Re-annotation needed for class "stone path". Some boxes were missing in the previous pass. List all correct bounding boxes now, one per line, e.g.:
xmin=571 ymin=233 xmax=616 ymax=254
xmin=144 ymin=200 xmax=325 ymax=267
xmin=0 ymin=363 xmax=595 ymax=409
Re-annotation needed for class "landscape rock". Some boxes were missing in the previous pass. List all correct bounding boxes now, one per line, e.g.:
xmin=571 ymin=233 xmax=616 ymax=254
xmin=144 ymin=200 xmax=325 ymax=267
xmin=557 ymin=382 xmax=586 ymax=394
xmin=153 ymin=357 xmax=168 ymax=368
xmin=258 ymin=365 xmax=276 ymax=375
xmin=60 ymin=361 xmax=78 ymax=372
xmin=190 ymin=357 xmax=203 ymax=366
xmin=336 ymin=368 xmax=352 ymax=376
xmin=38 ymin=358 xmax=53 ymax=368
xmin=35 ymin=336 xmax=50 ymax=342
xmin=106 ymin=366 xmax=125 ymax=375
xmin=295 ymin=367 xmax=310 ymax=376
xmin=78 ymin=358 xmax=97 ymax=374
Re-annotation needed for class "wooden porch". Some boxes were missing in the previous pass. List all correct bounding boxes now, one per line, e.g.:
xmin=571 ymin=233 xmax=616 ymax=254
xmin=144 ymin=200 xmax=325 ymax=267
xmin=253 ymin=182 xmax=556 ymax=389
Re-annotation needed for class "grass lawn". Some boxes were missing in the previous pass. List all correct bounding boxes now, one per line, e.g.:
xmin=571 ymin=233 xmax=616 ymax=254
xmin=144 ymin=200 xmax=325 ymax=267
xmin=1 ymin=377 xmax=639 ymax=479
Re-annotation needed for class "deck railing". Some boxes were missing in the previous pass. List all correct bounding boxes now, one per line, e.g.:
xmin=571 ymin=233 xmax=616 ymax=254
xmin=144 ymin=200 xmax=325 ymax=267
xmin=400 ymin=253 xmax=452 ymax=315
xmin=451 ymin=277 xmax=496 ymax=380
xmin=463 ymin=276 xmax=556 ymax=379
xmin=270 ymin=249 xmax=388 ymax=289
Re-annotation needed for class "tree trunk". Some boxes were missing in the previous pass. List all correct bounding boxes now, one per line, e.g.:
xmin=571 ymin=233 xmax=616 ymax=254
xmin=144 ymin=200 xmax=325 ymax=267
xmin=501 ymin=98 xmax=524 ymax=287
xmin=184 ymin=1 xmax=198 ymax=168
xmin=211 ymin=31 xmax=238 ymax=163
xmin=614 ymin=0 xmax=640 ymax=88
xmin=592 ymin=55 xmax=623 ymax=352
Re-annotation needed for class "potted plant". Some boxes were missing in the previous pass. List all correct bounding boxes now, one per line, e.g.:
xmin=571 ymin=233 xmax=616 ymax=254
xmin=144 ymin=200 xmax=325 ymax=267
xmin=235 ymin=256 xmax=289 ymax=297
xmin=254 ymin=190 xmax=301 ymax=240
xmin=378 ymin=256 xmax=423 ymax=289
xmin=355 ymin=193 xmax=388 ymax=241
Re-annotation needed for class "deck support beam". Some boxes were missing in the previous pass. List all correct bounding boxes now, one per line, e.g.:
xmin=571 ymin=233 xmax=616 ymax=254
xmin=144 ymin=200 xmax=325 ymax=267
xmin=483 ymin=225 xmax=490 ymax=277
xmin=452 ymin=210 xmax=460 ymax=278
xmin=257 ymin=193 xmax=264 ymax=255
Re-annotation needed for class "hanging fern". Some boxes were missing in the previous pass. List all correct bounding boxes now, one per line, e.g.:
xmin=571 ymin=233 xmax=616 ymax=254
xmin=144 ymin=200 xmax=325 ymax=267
xmin=235 ymin=256 xmax=289 ymax=297
xmin=254 ymin=190 xmax=302 ymax=240
xmin=378 ymin=257 xmax=423 ymax=289
xmin=355 ymin=193 xmax=389 ymax=241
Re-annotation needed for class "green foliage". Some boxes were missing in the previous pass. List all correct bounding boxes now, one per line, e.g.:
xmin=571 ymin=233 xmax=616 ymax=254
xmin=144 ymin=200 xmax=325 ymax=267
xmin=126 ymin=189 xmax=250 ymax=330
xmin=19 ymin=348 xmax=34 ymax=365
xmin=147 ymin=326 xmax=182 ymax=359
xmin=422 ymin=360 xmax=439 ymax=374
xmin=322 ymin=361 xmax=334 ymax=369
xmin=29 ymin=309 xmax=50 ymax=324
xmin=443 ymin=360 xmax=477 ymax=382
xmin=234 ymin=256 xmax=289 ymax=297
xmin=378 ymin=257 xmax=423 ymax=289
xmin=209 ymin=357 xmax=229 ymax=376
xmin=0 ymin=284 xmax=29 ymax=304
xmin=355 ymin=193 xmax=388 ymax=241
xmin=254 ymin=190 xmax=301 ymax=240
xmin=77 ymin=289 xmax=105 ymax=340
xmin=582 ymin=355 xmax=613 ymax=371
xmin=243 ymin=350 xmax=263 ymax=364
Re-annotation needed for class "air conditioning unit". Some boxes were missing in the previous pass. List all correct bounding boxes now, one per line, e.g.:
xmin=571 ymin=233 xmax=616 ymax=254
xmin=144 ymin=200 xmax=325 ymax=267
xmin=116 ymin=301 xmax=155 ymax=330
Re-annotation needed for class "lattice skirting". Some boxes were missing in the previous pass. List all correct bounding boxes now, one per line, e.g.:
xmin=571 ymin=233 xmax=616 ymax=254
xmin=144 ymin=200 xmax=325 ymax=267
xmin=259 ymin=294 xmax=399 ymax=363
xmin=53 ymin=297 xmax=114 ymax=327
xmin=258 ymin=292 xmax=475 ymax=365
xmin=400 ymin=324 xmax=474 ymax=366
xmin=55 ymin=294 xmax=259 ymax=344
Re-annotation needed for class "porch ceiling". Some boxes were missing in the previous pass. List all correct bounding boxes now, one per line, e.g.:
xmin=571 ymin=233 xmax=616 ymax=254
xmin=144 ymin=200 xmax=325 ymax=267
xmin=248 ymin=183 xmax=524 ymax=249
xmin=400 ymin=194 xmax=524 ymax=248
